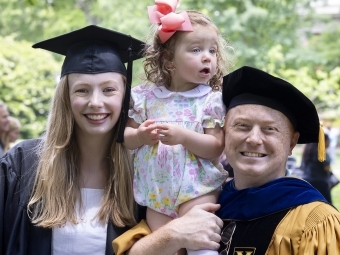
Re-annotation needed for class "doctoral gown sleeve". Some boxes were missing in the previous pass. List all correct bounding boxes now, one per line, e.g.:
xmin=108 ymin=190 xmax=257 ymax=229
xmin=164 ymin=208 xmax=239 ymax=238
xmin=267 ymin=201 xmax=340 ymax=255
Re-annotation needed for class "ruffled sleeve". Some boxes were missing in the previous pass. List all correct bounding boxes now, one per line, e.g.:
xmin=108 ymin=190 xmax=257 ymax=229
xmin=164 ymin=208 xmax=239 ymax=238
xmin=202 ymin=91 xmax=226 ymax=128
xmin=267 ymin=201 xmax=340 ymax=255
xmin=128 ymin=85 xmax=150 ymax=124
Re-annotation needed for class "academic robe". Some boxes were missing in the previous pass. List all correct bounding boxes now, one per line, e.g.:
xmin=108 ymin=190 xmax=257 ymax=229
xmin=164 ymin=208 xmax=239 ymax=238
xmin=0 ymin=139 xmax=135 ymax=255
xmin=217 ymin=178 xmax=340 ymax=255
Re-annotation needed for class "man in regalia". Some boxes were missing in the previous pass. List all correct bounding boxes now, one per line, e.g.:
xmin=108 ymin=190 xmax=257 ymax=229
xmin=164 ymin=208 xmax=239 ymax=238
xmin=217 ymin=66 xmax=340 ymax=255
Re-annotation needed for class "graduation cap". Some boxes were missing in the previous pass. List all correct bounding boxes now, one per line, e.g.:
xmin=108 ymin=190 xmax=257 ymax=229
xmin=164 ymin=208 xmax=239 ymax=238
xmin=32 ymin=25 xmax=145 ymax=143
xmin=222 ymin=66 xmax=325 ymax=161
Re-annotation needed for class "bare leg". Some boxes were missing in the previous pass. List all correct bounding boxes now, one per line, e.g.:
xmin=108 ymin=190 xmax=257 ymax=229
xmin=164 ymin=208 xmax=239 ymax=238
xmin=178 ymin=189 xmax=220 ymax=216
xmin=146 ymin=207 xmax=173 ymax=232
xmin=179 ymin=190 xmax=220 ymax=255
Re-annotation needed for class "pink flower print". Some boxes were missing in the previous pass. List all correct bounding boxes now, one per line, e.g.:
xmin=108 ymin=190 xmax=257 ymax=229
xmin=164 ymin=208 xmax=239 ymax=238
xmin=183 ymin=109 xmax=192 ymax=116
xmin=146 ymin=93 xmax=155 ymax=100
xmin=183 ymin=109 xmax=194 ymax=120
xmin=176 ymin=111 xmax=183 ymax=116
xmin=204 ymin=103 xmax=213 ymax=115
xmin=174 ymin=164 xmax=181 ymax=179
xmin=158 ymin=148 xmax=168 ymax=168
xmin=189 ymin=168 xmax=198 ymax=181
xmin=169 ymin=213 xmax=177 ymax=218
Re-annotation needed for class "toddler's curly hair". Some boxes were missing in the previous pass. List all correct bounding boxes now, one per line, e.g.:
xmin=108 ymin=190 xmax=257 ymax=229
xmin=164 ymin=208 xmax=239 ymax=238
xmin=142 ymin=10 xmax=233 ymax=91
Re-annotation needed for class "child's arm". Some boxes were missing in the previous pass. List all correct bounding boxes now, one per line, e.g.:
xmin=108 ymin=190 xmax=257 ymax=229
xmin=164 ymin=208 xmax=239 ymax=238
xmin=156 ymin=123 xmax=224 ymax=159
xmin=124 ymin=118 xmax=160 ymax=150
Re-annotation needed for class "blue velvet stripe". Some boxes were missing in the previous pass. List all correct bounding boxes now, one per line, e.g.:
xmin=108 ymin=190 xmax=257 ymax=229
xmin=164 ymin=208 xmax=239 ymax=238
xmin=216 ymin=177 xmax=327 ymax=220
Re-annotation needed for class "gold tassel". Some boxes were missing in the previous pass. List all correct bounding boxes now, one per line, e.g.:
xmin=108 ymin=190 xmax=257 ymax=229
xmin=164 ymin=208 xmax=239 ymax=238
xmin=318 ymin=123 xmax=326 ymax=162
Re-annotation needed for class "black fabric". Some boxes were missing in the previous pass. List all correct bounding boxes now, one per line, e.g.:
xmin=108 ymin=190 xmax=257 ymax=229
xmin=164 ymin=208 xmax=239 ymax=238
xmin=219 ymin=209 xmax=290 ymax=255
xmin=222 ymin=66 xmax=320 ymax=144
xmin=303 ymin=153 xmax=331 ymax=181
xmin=306 ymin=180 xmax=332 ymax=204
xmin=229 ymin=93 xmax=297 ymax=129
xmin=61 ymin=41 xmax=127 ymax=77
xmin=32 ymin=25 xmax=144 ymax=77
xmin=303 ymin=150 xmax=332 ymax=203
xmin=0 ymin=139 xmax=4 ymax=158
xmin=0 ymin=139 xmax=134 ymax=255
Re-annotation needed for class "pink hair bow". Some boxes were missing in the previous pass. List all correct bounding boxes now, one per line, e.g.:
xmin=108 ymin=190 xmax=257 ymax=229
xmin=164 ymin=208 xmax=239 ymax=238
xmin=148 ymin=0 xmax=193 ymax=43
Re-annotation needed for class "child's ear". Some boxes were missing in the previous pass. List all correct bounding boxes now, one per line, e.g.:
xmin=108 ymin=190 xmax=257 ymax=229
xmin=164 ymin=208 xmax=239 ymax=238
xmin=165 ymin=60 xmax=176 ymax=73
xmin=165 ymin=60 xmax=174 ymax=69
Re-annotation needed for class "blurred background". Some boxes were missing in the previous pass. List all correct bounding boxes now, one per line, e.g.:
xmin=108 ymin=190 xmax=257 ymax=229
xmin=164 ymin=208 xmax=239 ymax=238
xmin=1 ymin=0 xmax=340 ymax=207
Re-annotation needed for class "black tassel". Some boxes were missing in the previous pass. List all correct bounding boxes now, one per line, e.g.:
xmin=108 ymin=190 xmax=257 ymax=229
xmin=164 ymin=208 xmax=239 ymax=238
xmin=117 ymin=46 xmax=133 ymax=143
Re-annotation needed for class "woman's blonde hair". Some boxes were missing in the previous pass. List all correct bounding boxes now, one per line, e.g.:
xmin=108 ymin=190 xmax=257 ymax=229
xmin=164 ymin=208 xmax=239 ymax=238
xmin=27 ymin=76 xmax=136 ymax=228
xmin=143 ymin=10 xmax=233 ymax=91
xmin=2 ymin=116 xmax=21 ymax=153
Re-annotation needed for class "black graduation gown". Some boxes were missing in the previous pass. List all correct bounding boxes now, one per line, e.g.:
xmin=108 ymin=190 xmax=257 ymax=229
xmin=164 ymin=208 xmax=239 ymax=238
xmin=0 ymin=139 xmax=133 ymax=255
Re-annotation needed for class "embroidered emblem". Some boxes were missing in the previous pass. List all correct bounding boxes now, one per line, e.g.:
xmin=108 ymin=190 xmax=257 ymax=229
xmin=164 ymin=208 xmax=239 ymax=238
xmin=232 ymin=247 xmax=256 ymax=255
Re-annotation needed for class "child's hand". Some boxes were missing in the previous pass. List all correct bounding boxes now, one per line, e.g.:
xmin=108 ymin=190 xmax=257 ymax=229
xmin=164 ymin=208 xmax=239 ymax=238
xmin=156 ymin=123 xmax=185 ymax=145
xmin=137 ymin=119 xmax=159 ymax=146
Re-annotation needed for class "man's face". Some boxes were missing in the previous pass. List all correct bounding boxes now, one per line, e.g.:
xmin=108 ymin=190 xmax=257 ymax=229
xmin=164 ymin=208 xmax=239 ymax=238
xmin=224 ymin=104 xmax=300 ymax=189
xmin=0 ymin=106 xmax=9 ymax=135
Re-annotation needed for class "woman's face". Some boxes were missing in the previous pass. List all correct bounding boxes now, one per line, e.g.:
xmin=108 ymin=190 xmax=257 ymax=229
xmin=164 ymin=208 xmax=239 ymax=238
xmin=68 ymin=72 xmax=125 ymax=138
xmin=8 ymin=128 xmax=20 ymax=143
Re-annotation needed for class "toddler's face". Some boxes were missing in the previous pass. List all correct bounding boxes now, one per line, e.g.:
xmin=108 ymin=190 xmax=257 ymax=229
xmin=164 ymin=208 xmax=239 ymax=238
xmin=170 ymin=25 xmax=218 ymax=91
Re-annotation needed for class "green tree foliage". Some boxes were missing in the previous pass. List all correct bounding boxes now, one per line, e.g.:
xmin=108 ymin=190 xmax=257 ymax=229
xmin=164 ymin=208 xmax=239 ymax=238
xmin=308 ymin=21 xmax=340 ymax=72
xmin=181 ymin=0 xmax=314 ymax=68
xmin=261 ymin=45 xmax=340 ymax=117
xmin=0 ymin=0 xmax=57 ymax=42
xmin=0 ymin=36 xmax=60 ymax=138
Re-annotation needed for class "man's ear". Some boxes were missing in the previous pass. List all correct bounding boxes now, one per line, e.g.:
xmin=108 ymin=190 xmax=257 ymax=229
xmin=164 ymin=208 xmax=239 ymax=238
xmin=290 ymin=131 xmax=300 ymax=151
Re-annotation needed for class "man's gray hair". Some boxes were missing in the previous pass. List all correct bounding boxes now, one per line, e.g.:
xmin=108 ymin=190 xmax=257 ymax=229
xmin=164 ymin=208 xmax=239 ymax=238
xmin=0 ymin=102 xmax=7 ymax=109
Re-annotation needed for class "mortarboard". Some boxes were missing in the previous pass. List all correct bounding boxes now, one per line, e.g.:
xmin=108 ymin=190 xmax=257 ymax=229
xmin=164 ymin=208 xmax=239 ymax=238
xmin=222 ymin=66 xmax=325 ymax=161
xmin=32 ymin=25 xmax=145 ymax=143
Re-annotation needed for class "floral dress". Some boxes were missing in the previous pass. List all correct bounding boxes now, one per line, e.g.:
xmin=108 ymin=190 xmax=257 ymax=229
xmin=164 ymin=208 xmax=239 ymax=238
xmin=129 ymin=84 xmax=227 ymax=217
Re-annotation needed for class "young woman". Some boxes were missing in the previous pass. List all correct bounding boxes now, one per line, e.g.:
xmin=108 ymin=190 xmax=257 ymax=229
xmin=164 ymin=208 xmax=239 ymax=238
xmin=0 ymin=25 xmax=144 ymax=255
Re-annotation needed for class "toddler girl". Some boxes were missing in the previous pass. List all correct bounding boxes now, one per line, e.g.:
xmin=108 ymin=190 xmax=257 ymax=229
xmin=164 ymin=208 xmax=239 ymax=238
xmin=124 ymin=1 xmax=231 ymax=254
